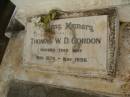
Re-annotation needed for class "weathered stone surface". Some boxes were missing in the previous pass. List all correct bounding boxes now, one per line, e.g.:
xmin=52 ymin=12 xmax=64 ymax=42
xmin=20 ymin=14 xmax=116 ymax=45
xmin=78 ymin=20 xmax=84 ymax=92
xmin=23 ymin=8 xmax=119 ymax=78
xmin=7 ymin=81 xmax=110 ymax=97
xmin=116 ymin=23 xmax=130 ymax=93
xmin=0 ymin=1 xmax=130 ymax=97
xmin=118 ymin=5 xmax=130 ymax=22
xmin=24 ymin=15 xmax=108 ymax=77
xmin=11 ymin=0 xmax=130 ymax=22
xmin=0 ymin=8 xmax=124 ymax=97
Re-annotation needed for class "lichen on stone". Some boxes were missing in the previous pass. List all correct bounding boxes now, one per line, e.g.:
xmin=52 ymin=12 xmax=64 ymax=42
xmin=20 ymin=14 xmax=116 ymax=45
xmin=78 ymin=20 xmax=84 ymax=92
xmin=39 ymin=9 xmax=61 ymax=39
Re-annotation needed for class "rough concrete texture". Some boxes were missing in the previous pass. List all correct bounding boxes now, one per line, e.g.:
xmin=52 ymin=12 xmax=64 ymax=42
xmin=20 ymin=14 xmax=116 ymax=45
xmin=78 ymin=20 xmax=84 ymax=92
xmin=0 ymin=1 xmax=130 ymax=97
xmin=0 ymin=23 xmax=130 ymax=97
xmin=7 ymin=81 xmax=110 ymax=97
xmin=11 ymin=0 xmax=130 ymax=23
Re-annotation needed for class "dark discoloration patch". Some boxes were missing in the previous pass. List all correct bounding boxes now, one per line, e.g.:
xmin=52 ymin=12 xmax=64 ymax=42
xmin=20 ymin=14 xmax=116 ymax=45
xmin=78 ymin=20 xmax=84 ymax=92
xmin=39 ymin=9 xmax=61 ymax=40
xmin=7 ymin=81 xmax=111 ymax=97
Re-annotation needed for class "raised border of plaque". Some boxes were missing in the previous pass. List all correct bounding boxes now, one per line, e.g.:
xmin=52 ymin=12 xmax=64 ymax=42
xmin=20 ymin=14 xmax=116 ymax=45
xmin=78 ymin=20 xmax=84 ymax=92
xmin=23 ymin=8 xmax=119 ymax=78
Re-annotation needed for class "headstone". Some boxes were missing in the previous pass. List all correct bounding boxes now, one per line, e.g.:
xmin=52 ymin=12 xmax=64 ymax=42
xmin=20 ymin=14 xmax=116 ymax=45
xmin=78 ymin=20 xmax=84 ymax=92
xmin=23 ymin=8 xmax=119 ymax=78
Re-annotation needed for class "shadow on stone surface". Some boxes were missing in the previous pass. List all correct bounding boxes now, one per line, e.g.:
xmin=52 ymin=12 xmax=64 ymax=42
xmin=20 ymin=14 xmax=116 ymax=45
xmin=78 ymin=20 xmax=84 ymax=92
xmin=0 ymin=37 xmax=9 ymax=63
xmin=7 ymin=81 xmax=110 ymax=97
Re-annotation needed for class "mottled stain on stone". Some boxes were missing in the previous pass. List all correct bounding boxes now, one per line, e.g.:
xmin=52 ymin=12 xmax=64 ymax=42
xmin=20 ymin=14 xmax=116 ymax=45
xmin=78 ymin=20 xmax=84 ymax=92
xmin=7 ymin=81 xmax=111 ymax=97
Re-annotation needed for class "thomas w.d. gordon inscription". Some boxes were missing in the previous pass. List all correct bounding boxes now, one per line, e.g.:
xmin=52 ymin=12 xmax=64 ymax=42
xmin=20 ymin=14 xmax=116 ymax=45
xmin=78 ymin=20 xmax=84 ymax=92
xmin=24 ymin=14 xmax=117 ymax=77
